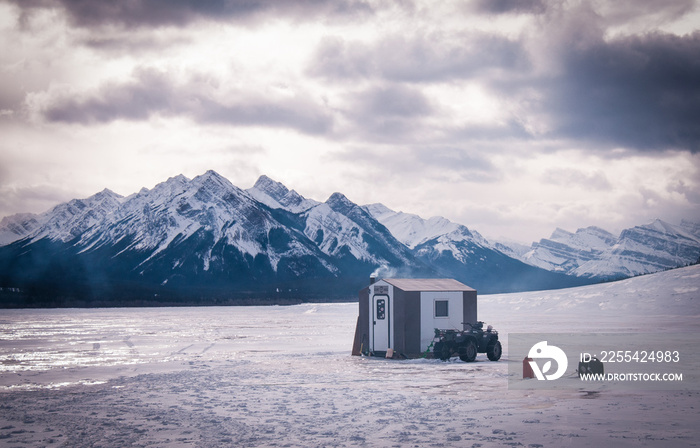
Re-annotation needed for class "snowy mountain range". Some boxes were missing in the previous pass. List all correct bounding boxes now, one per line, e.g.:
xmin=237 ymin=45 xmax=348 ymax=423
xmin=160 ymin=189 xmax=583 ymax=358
xmin=0 ymin=170 xmax=697 ymax=306
xmin=361 ymin=203 xmax=700 ymax=282
xmin=508 ymin=220 xmax=700 ymax=279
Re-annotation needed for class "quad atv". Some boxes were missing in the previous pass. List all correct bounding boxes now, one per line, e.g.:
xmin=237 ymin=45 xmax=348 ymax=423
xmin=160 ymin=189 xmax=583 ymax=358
xmin=432 ymin=321 xmax=502 ymax=362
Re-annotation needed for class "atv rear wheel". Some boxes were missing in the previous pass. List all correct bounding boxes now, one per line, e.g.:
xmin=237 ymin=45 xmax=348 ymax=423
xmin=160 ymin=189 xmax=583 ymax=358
xmin=458 ymin=340 xmax=477 ymax=362
xmin=487 ymin=340 xmax=502 ymax=361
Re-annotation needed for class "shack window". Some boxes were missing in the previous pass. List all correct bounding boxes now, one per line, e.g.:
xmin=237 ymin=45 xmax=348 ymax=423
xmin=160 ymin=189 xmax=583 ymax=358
xmin=434 ymin=300 xmax=449 ymax=318
xmin=376 ymin=298 xmax=386 ymax=320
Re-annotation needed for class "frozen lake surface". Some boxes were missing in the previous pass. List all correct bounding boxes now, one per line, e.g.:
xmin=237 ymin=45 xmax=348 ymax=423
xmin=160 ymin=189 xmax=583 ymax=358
xmin=1 ymin=265 xmax=699 ymax=447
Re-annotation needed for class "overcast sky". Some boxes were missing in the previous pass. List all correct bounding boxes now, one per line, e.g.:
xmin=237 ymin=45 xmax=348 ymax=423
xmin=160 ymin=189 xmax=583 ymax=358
xmin=1 ymin=0 xmax=699 ymax=244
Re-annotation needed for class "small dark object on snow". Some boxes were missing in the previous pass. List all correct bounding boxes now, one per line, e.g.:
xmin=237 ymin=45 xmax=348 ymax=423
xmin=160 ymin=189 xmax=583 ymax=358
xmin=578 ymin=357 xmax=604 ymax=377
xmin=432 ymin=321 xmax=502 ymax=362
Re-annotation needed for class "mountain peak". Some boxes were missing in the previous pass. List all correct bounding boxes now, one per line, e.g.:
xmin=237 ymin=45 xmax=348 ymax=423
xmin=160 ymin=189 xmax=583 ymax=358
xmin=188 ymin=171 xmax=242 ymax=198
xmin=202 ymin=169 xmax=225 ymax=179
xmin=167 ymin=174 xmax=190 ymax=184
xmin=363 ymin=203 xmax=395 ymax=220
xmin=326 ymin=192 xmax=355 ymax=213
xmin=247 ymin=175 xmax=318 ymax=213
xmin=253 ymin=175 xmax=290 ymax=200
xmin=93 ymin=188 xmax=124 ymax=201
xmin=643 ymin=218 xmax=677 ymax=234
xmin=327 ymin=192 xmax=350 ymax=202
xmin=550 ymin=228 xmax=573 ymax=241
xmin=0 ymin=212 xmax=42 ymax=245
xmin=364 ymin=203 xmax=471 ymax=249
xmin=581 ymin=226 xmax=614 ymax=235
xmin=193 ymin=170 xmax=229 ymax=185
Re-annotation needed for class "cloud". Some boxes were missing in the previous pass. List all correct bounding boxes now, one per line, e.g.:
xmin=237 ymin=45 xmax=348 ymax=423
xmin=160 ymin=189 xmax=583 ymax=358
xmin=668 ymin=179 xmax=700 ymax=205
xmin=354 ymin=85 xmax=432 ymax=117
xmin=539 ymin=30 xmax=700 ymax=153
xmin=333 ymin=145 xmax=500 ymax=184
xmin=9 ymin=0 xmax=374 ymax=29
xmin=470 ymin=0 xmax=694 ymax=20
xmin=80 ymin=32 xmax=193 ymax=55
xmin=447 ymin=121 xmax=532 ymax=142
xmin=470 ymin=2 xmax=700 ymax=154
xmin=307 ymin=2 xmax=700 ymax=154
xmin=308 ymin=31 xmax=528 ymax=83
xmin=471 ymin=0 xmax=547 ymax=15
xmin=37 ymin=69 xmax=176 ymax=123
xmin=0 ymin=183 xmax=76 ymax=217
xmin=589 ymin=0 xmax=695 ymax=26
xmin=416 ymin=147 xmax=502 ymax=183
xmin=28 ymin=67 xmax=334 ymax=134
xmin=0 ymin=87 xmax=22 ymax=116
xmin=195 ymin=95 xmax=334 ymax=135
xmin=541 ymin=168 xmax=612 ymax=190
xmin=334 ymin=84 xmax=438 ymax=142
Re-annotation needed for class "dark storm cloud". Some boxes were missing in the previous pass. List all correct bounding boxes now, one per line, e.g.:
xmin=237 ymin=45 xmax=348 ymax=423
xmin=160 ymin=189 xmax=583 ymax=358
xmin=471 ymin=0 xmax=694 ymax=21
xmin=305 ymin=1 xmax=700 ymax=154
xmin=9 ymin=0 xmax=374 ymax=29
xmin=40 ymin=68 xmax=334 ymax=135
xmin=308 ymin=31 xmax=528 ymax=83
xmin=542 ymin=31 xmax=700 ymax=153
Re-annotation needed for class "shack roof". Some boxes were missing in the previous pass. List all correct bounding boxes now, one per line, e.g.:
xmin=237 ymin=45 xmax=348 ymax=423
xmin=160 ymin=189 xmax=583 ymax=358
xmin=380 ymin=278 xmax=475 ymax=292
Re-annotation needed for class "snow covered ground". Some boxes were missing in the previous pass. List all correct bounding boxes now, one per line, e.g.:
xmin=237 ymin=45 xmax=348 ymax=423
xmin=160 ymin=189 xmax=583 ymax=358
xmin=1 ymin=265 xmax=699 ymax=447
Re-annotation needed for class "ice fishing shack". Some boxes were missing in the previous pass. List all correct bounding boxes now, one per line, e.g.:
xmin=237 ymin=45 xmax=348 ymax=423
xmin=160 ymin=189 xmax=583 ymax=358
xmin=352 ymin=278 xmax=477 ymax=358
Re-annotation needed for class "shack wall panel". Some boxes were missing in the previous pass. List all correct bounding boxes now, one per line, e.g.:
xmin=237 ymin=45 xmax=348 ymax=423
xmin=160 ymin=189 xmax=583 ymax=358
xmin=404 ymin=291 xmax=422 ymax=355
xmin=463 ymin=290 xmax=477 ymax=325
xmin=354 ymin=287 xmax=370 ymax=355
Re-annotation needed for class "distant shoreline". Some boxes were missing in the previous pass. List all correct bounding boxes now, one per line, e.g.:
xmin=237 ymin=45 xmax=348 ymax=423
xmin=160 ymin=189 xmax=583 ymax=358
xmin=0 ymin=290 xmax=357 ymax=309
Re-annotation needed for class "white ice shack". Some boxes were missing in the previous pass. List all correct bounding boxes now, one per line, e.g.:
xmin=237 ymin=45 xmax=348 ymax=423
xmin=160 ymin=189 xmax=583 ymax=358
xmin=352 ymin=278 xmax=477 ymax=358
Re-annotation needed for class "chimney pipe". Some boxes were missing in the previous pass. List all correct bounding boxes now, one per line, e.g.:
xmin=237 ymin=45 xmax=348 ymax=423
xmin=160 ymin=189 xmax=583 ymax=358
xmin=369 ymin=275 xmax=377 ymax=285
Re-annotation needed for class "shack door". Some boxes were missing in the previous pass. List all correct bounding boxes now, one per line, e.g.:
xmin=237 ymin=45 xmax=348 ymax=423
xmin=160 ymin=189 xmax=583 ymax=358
xmin=372 ymin=294 xmax=390 ymax=352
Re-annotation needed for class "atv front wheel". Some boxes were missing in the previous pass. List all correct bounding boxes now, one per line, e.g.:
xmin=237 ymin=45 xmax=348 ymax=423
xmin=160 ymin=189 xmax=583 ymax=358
xmin=458 ymin=340 xmax=477 ymax=362
xmin=433 ymin=341 xmax=451 ymax=361
xmin=487 ymin=340 xmax=502 ymax=361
